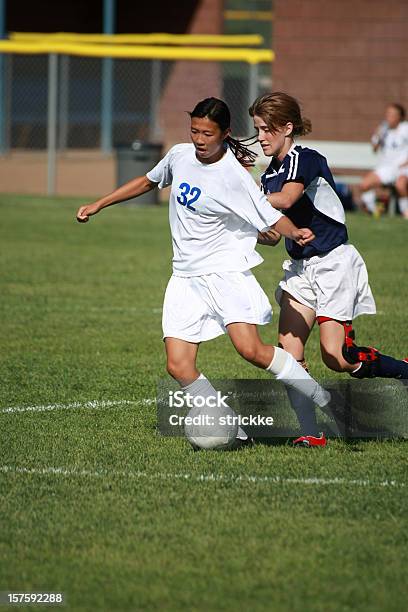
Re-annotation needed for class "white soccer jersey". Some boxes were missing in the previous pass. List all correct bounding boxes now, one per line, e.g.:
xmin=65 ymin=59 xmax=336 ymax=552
xmin=375 ymin=121 xmax=408 ymax=166
xmin=146 ymin=143 xmax=282 ymax=276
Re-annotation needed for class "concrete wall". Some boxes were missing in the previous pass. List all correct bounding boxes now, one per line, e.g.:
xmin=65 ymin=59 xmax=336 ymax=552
xmin=0 ymin=151 xmax=115 ymax=198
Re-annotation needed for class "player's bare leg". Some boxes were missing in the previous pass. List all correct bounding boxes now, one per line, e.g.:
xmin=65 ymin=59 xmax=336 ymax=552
xmin=165 ymin=337 xmax=199 ymax=385
xmin=227 ymin=321 xmax=330 ymax=408
xmin=278 ymin=292 xmax=315 ymax=362
xmin=319 ymin=320 xmax=356 ymax=372
xmin=395 ymin=175 xmax=408 ymax=219
xmin=359 ymin=172 xmax=382 ymax=213
xmin=319 ymin=319 xmax=408 ymax=379
xmin=226 ymin=323 xmax=273 ymax=367
xmin=359 ymin=171 xmax=382 ymax=193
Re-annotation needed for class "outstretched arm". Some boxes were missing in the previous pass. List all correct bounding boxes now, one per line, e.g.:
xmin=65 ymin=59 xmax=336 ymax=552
xmin=371 ymin=122 xmax=388 ymax=153
xmin=262 ymin=180 xmax=313 ymax=244
xmin=272 ymin=216 xmax=314 ymax=247
xmin=257 ymin=228 xmax=282 ymax=246
xmin=76 ymin=175 xmax=157 ymax=223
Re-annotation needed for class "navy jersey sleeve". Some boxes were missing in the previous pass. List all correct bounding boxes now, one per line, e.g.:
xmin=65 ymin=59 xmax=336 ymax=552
xmin=284 ymin=149 xmax=322 ymax=188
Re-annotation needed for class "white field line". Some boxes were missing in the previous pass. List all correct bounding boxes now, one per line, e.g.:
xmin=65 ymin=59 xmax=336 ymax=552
xmin=1 ymin=399 xmax=155 ymax=414
xmin=0 ymin=465 xmax=405 ymax=489
xmin=89 ymin=307 xmax=163 ymax=314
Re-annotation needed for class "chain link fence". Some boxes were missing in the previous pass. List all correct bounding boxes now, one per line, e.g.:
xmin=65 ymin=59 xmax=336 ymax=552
xmin=3 ymin=53 xmax=270 ymax=151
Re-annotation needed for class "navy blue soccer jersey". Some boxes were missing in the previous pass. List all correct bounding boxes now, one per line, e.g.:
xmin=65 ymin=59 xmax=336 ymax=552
xmin=261 ymin=145 xmax=348 ymax=259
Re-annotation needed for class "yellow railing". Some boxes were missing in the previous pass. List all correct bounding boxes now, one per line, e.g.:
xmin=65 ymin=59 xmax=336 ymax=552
xmin=10 ymin=32 xmax=264 ymax=47
xmin=0 ymin=39 xmax=274 ymax=64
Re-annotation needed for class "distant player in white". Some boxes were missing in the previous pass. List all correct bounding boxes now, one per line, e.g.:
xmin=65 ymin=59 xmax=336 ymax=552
xmin=360 ymin=103 xmax=408 ymax=216
xmin=249 ymin=92 xmax=408 ymax=447
xmin=77 ymin=97 xmax=333 ymax=445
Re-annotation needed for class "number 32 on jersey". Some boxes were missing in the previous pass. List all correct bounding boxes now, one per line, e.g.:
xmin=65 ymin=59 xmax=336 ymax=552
xmin=177 ymin=182 xmax=202 ymax=212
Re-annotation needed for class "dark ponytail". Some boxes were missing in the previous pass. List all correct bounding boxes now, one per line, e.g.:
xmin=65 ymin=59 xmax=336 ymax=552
xmin=190 ymin=97 xmax=257 ymax=167
xmin=224 ymin=135 xmax=257 ymax=167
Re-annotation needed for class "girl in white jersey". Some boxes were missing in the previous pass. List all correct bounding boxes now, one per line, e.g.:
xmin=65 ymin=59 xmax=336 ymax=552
xmin=249 ymin=92 xmax=408 ymax=446
xmin=360 ymin=103 xmax=408 ymax=216
xmin=76 ymin=97 xmax=333 ymax=446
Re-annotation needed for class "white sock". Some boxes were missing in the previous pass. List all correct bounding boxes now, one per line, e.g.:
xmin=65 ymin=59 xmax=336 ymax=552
xmin=361 ymin=189 xmax=376 ymax=213
xmin=286 ymin=386 xmax=319 ymax=437
xmin=182 ymin=374 xmax=248 ymax=440
xmin=398 ymin=196 xmax=408 ymax=214
xmin=267 ymin=347 xmax=331 ymax=408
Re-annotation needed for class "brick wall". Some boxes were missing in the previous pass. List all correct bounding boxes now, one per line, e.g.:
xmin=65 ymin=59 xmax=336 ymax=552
xmin=272 ymin=0 xmax=408 ymax=141
xmin=158 ymin=0 xmax=223 ymax=150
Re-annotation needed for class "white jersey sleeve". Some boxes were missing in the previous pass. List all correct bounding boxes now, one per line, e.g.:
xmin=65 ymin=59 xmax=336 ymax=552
xmin=377 ymin=121 xmax=408 ymax=165
xmin=146 ymin=144 xmax=185 ymax=188
xmin=222 ymin=161 xmax=283 ymax=232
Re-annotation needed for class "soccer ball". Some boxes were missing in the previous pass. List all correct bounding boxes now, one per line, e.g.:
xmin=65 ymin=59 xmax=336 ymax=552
xmin=184 ymin=403 xmax=239 ymax=450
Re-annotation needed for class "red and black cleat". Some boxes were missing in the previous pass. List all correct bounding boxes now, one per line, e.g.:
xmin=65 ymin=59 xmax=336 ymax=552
xmin=293 ymin=432 xmax=327 ymax=448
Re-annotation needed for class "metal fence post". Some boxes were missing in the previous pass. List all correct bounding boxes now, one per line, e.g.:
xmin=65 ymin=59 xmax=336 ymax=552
xmin=0 ymin=54 xmax=5 ymax=154
xmin=247 ymin=62 xmax=259 ymax=135
xmin=2 ymin=52 xmax=11 ymax=151
xmin=0 ymin=0 xmax=6 ymax=155
xmin=59 ymin=55 xmax=69 ymax=150
xmin=149 ymin=60 xmax=162 ymax=142
xmin=101 ymin=58 xmax=113 ymax=154
xmin=388 ymin=191 xmax=397 ymax=217
xmin=47 ymin=53 xmax=58 ymax=196
xmin=101 ymin=0 xmax=116 ymax=154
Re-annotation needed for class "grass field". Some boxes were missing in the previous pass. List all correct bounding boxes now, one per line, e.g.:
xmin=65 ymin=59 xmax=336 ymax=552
xmin=1 ymin=194 xmax=407 ymax=612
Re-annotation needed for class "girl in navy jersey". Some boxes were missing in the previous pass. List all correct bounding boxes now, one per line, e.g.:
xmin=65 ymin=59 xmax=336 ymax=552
xmin=249 ymin=92 xmax=408 ymax=391
xmin=77 ymin=97 xmax=333 ymax=447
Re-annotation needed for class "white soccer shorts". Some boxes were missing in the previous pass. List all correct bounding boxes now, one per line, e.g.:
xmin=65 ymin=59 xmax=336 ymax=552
xmin=275 ymin=243 xmax=377 ymax=321
xmin=375 ymin=163 xmax=401 ymax=185
xmin=397 ymin=165 xmax=408 ymax=179
xmin=162 ymin=270 xmax=272 ymax=342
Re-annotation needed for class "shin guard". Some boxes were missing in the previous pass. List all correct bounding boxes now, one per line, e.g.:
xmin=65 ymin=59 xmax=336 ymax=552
xmin=340 ymin=321 xmax=408 ymax=379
